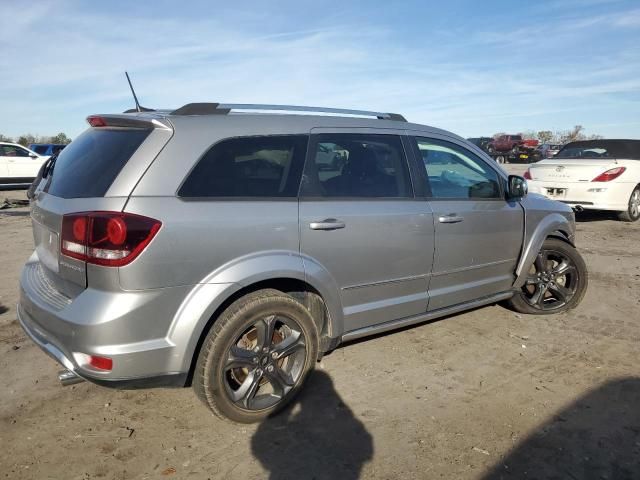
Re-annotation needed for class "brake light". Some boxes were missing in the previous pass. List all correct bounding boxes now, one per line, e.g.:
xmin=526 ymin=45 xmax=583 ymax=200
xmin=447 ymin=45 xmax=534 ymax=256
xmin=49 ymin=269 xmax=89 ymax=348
xmin=61 ymin=212 xmax=161 ymax=266
xmin=523 ymin=169 xmax=532 ymax=180
xmin=592 ymin=167 xmax=626 ymax=182
xmin=87 ymin=115 xmax=107 ymax=127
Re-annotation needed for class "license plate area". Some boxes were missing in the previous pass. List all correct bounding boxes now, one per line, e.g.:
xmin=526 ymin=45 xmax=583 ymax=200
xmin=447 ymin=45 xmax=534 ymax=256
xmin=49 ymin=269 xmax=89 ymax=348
xmin=546 ymin=187 xmax=567 ymax=198
xmin=33 ymin=219 xmax=60 ymax=273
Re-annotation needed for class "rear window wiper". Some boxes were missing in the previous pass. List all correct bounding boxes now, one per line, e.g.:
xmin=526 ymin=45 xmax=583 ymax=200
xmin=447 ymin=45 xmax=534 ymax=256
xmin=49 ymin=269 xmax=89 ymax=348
xmin=42 ymin=152 xmax=59 ymax=179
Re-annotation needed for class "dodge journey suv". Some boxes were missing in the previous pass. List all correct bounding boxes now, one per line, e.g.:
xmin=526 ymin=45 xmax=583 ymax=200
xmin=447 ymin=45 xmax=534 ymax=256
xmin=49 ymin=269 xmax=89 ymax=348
xmin=19 ymin=103 xmax=588 ymax=422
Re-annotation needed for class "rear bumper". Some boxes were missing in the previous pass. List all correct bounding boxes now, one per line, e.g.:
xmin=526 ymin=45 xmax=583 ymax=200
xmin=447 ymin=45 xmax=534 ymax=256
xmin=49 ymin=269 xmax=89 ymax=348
xmin=18 ymin=259 xmax=194 ymax=387
xmin=528 ymin=181 xmax=632 ymax=211
xmin=17 ymin=304 xmax=187 ymax=388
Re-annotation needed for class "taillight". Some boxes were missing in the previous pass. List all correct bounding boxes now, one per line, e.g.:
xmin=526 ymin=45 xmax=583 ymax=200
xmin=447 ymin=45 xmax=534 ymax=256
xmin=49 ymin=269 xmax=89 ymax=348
xmin=592 ymin=167 xmax=626 ymax=182
xmin=61 ymin=212 xmax=161 ymax=266
xmin=523 ymin=169 xmax=532 ymax=180
xmin=87 ymin=115 xmax=107 ymax=127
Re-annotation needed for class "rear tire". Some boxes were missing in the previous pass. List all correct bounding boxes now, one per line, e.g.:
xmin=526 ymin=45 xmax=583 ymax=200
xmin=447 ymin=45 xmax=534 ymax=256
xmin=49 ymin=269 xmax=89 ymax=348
xmin=193 ymin=289 xmax=319 ymax=423
xmin=507 ymin=238 xmax=588 ymax=315
xmin=617 ymin=186 xmax=640 ymax=222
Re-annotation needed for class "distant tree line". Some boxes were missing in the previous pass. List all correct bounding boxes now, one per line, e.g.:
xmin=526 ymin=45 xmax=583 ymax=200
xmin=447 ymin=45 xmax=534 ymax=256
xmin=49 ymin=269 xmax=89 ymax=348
xmin=493 ymin=125 xmax=603 ymax=144
xmin=0 ymin=132 xmax=72 ymax=146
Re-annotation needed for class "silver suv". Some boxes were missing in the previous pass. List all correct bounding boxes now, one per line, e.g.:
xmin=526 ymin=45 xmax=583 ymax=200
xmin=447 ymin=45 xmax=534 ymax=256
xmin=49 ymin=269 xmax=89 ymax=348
xmin=19 ymin=103 xmax=588 ymax=422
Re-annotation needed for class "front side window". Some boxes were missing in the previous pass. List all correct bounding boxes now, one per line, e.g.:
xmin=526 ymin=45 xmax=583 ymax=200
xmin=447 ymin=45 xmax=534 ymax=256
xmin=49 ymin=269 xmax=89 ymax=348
xmin=302 ymin=134 xmax=412 ymax=198
xmin=179 ymin=135 xmax=308 ymax=198
xmin=415 ymin=137 xmax=501 ymax=199
xmin=1 ymin=145 xmax=30 ymax=157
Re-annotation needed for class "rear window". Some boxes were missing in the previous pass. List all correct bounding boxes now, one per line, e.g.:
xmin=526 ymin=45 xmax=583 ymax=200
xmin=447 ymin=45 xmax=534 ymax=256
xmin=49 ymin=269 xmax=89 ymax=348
xmin=45 ymin=128 xmax=150 ymax=198
xmin=179 ymin=135 xmax=308 ymax=198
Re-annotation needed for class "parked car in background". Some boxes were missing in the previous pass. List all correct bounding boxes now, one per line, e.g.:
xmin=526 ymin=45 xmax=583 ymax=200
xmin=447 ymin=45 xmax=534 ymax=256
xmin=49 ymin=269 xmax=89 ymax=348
xmin=488 ymin=135 xmax=539 ymax=154
xmin=467 ymin=137 xmax=493 ymax=152
xmin=28 ymin=143 xmax=67 ymax=157
xmin=20 ymin=103 xmax=587 ymax=423
xmin=537 ymin=143 xmax=563 ymax=159
xmin=0 ymin=142 xmax=49 ymax=188
xmin=525 ymin=139 xmax=640 ymax=221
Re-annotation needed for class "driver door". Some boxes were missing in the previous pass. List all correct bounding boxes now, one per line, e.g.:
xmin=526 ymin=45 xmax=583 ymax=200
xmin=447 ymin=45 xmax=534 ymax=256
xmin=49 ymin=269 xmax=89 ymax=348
xmin=410 ymin=136 xmax=524 ymax=310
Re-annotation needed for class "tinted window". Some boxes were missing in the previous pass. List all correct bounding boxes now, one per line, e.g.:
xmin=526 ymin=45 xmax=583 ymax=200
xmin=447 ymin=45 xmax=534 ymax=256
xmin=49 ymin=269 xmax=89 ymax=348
xmin=416 ymin=138 xmax=501 ymax=199
xmin=33 ymin=146 xmax=49 ymax=155
xmin=302 ymin=134 xmax=411 ymax=198
xmin=46 ymin=128 xmax=150 ymax=199
xmin=179 ymin=135 xmax=308 ymax=198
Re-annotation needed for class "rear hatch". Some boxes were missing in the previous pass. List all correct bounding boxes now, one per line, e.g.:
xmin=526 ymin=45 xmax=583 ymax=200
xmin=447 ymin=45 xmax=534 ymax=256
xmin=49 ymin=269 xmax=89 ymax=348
xmin=30 ymin=115 xmax=172 ymax=298
xmin=529 ymin=158 xmax=619 ymax=183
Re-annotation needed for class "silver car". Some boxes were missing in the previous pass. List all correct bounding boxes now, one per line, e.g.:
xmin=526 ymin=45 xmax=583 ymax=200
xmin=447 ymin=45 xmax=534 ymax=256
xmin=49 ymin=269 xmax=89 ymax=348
xmin=19 ymin=103 xmax=588 ymax=422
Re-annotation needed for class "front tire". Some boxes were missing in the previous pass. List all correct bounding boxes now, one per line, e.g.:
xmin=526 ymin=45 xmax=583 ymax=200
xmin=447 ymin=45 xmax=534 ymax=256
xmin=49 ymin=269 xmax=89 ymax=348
xmin=617 ymin=186 xmax=640 ymax=222
xmin=507 ymin=238 xmax=588 ymax=315
xmin=193 ymin=289 xmax=319 ymax=423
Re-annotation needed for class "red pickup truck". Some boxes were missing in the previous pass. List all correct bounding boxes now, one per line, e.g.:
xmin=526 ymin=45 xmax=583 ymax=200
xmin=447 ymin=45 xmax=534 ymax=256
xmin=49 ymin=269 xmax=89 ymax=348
xmin=488 ymin=134 xmax=539 ymax=154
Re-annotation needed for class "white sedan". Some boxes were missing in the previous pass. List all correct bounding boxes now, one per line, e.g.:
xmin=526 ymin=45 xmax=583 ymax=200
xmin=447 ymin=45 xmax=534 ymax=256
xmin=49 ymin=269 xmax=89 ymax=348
xmin=0 ymin=142 xmax=49 ymax=188
xmin=525 ymin=140 xmax=640 ymax=222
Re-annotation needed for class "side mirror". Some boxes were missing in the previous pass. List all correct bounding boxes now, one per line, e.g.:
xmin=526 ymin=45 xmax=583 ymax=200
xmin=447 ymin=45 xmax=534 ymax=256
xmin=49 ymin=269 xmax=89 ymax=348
xmin=507 ymin=175 xmax=528 ymax=199
xmin=29 ymin=153 xmax=38 ymax=159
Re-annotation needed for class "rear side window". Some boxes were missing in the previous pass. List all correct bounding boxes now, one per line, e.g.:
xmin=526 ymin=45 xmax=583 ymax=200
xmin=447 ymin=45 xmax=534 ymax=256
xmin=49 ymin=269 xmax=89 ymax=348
xmin=301 ymin=134 xmax=412 ymax=198
xmin=179 ymin=135 xmax=308 ymax=198
xmin=33 ymin=146 xmax=49 ymax=155
xmin=46 ymin=129 xmax=150 ymax=198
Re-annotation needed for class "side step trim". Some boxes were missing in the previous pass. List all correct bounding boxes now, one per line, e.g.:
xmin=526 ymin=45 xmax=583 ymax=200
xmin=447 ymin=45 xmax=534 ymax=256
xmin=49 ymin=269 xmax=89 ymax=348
xmin=341 ymin=291 xmax=514 ymax=342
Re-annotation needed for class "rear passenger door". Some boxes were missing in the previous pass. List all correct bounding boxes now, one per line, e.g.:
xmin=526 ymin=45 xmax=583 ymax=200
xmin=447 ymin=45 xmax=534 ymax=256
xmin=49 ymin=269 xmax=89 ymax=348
xmin=409 ymin=136 xmax=523 ymax=310
xmin=299 ymin=131 xmax=435 ymax=334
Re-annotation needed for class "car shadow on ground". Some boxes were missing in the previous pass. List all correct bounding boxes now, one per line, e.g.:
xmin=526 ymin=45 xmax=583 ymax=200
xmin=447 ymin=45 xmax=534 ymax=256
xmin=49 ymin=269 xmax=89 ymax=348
xmin=575 ymin=210 xmax=619 ymax=222
xmin=252 ymin=369 xmax=373 ymax=480
xmin=482 ymin=377 xmax=640 ymax=480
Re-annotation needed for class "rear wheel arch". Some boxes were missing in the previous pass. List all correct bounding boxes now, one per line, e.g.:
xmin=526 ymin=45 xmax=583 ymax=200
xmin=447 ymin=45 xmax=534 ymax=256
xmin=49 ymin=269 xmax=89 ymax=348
xmin=185 ymin=278 xmax=333 ymax=387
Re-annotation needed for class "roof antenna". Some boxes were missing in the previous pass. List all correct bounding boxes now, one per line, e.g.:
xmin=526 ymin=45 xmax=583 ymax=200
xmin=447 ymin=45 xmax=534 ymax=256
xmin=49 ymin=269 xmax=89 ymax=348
xmin=124 ymin=72 xmax=154 ymax=113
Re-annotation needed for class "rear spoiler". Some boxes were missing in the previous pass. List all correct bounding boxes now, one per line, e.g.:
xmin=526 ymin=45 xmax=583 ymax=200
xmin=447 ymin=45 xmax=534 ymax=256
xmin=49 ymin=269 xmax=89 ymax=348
xmin=86 ymin=114 xmax=172 ymax=130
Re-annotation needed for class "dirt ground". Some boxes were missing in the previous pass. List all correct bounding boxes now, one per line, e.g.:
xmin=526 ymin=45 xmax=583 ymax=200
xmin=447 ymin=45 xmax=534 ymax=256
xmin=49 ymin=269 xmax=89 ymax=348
xmin=1 ymin=172 xmax=639 ymax=479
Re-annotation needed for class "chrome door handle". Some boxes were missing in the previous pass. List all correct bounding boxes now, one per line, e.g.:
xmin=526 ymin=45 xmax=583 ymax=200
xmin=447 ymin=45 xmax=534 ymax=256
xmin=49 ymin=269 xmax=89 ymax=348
xmin=438 ymin=214 xmax=464 ymax=224
xmin=309 ymin=219 xmax=346 ymax=230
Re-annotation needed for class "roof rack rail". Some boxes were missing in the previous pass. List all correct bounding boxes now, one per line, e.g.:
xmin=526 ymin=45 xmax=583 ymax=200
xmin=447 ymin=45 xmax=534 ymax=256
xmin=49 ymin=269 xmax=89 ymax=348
xmin=170 ymin=103 xmax=407 ymax=121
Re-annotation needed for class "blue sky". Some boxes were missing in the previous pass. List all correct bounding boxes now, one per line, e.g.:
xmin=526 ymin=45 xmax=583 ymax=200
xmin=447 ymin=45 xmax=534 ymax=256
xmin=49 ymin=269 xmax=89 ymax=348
xmin=1 ymin=0 xmax=639 ymax=139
